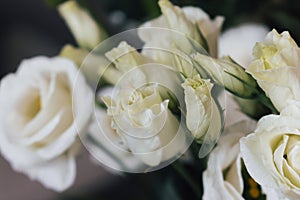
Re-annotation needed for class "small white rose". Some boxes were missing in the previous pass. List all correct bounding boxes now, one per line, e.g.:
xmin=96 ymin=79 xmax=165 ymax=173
xmin=240 ymin=102 xmax=300 ymax=199
xmin=81 ymin=41 xmax=187 ymax=171
xmin=0 ymin=56 xmax=93 ymax=191
xmin=247 ymin=29 xmax=300 ymax=111
xmin=98 ymin=84 xmax=186 ymax=168
xmin=203 ymin=120 xmax=257 ymax=200
xmin=58 ymin=1 xmax=107 ymax=50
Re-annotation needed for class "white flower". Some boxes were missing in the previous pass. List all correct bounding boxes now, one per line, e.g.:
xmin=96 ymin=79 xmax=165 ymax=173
xmin=181 ymin=75 xmax=221 ymax=143
xmin=138 ymin=0 xmax=223 ymax=64
xmin=82 ymin=41 xmax=186 ymax=171
xmin=240 ymin=102 xmax=300 ymax=199
xmin=203 ymin=120 xmax=257 ymax=200
xmin=219 ymin=23 xmax=269 ymax=67
xmin=58 ymin=1 xmax=107 ymax=50
xmin=247 ymin=29 xmax=300 ymax=112
xmin=99 ymin=84 xmax=186 ymax=167
xmin=0 ymin=56 xmax=93 ymax=191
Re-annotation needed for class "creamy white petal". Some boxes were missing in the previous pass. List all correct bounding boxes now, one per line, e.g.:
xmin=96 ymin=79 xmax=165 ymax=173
xmin=25 ymin=151 xmax=76 ymax=192
xmin=203 ymin=120 xmax=256 ymax=200
xmin=58 ymin=1 xmax=106 ymax=49
xmin=240 ymin=109 xmax=300 ymax=199
xmin=219 ymin=24 xmax=269 ymax=67
xmin=0 ymin=56 xmax=93 ymax=191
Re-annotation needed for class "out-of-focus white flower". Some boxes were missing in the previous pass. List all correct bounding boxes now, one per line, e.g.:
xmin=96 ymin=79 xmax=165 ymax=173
xmin=138 ymin=0 xmax=223 ymax=64
xmin=0 ymin=56 xmax=93 ymax=191
xmin=83 ymin=40 xmax=188 ymax=171
xmin=247 ymin=29 xmax=300 ymax=112
xmin=203 ymin=120 xmax=257 ymax=200
xmin=58 ymin=1 xmax=107 ymax=50
xmin=219 ymin=23 xmax=269 ymax=67
xmin=181 ymin=75 xmax=221 ymax=143
xmin=240 ymin=102 xmax=300 ymax=199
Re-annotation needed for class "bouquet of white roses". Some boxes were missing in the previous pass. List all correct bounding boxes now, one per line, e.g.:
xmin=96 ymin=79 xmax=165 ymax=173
xmin=1 ymin=0 xmax=300 ymax=199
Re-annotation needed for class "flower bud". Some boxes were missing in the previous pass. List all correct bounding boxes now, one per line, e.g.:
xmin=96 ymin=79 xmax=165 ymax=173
xmin=58 ymin=1 xmax=107 ymax=50
xmin=181 ymin=74 xmax=222 ymax=143
xmin=193 ymin=53 xmax=258 ymax=98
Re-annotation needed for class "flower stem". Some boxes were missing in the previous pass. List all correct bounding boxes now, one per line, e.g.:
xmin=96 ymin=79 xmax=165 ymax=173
xmin=172 ymin=161 xmax=202 ymax=198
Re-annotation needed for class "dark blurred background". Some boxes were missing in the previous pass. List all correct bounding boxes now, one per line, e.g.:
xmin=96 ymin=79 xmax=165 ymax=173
xmin=0 ymin=0 xmax=300 ymax=199
xmin=1 ymin=0 xmax=300 ymax=78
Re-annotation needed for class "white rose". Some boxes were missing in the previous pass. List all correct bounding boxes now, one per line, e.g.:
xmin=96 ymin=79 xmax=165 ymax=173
xmin=247 ymin=29 xmax=300 ymax=111
xmin=0 ymin=56 xmax=93 ymax=191
xmin=181 ymin=75 xmax=221 ymax=144
xmin=240 ymin=102 xmax=300 ymax=199
xmin=78 ymin=40 xmax=186 ymax=171
xmin=203 ymin=120 xmax=257 ymax=200
xmin=99 ymin=84 xmax=186 ymax=168
xmin=138 ymin=0 xmax=224 ymax=64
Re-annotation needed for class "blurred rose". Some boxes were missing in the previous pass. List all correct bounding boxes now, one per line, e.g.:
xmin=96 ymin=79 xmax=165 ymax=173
xmin=240 ymin=102 xmax=300 ymax=199
xmin=0 ymin=57 xmax=93 ymax=191
xmin=247 ymin=29 xmax=300 ymax=111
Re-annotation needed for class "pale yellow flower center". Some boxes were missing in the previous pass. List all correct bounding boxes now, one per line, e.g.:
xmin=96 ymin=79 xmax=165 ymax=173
xmin=187 ymin=77 xmax=204 ymax=89
xmin=261 ymin=45 xmax=278 ymax=70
